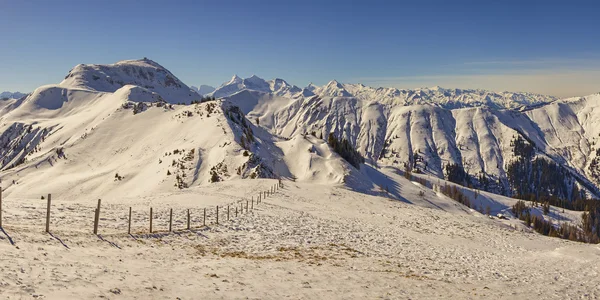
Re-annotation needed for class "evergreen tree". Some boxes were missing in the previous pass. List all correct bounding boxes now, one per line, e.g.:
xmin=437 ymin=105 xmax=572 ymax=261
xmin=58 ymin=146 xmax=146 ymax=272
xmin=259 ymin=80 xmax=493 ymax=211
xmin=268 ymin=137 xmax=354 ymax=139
xmin=327 ymin=133 xmax=365 ymax=169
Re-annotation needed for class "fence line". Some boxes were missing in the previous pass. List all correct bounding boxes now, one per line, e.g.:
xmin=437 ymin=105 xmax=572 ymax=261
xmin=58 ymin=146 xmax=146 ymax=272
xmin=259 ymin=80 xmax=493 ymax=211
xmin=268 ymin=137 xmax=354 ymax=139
xmin=0 ymin=180 xmax=284 ymax=237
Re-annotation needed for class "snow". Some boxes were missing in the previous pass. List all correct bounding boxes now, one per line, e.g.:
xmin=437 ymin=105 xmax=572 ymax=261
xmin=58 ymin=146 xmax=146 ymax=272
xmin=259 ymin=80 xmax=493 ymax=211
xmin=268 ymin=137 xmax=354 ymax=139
xmin=210 ymin=75 xmax=302 ymax=99
xmin=215 ymin=75 xmax=600 ymax=197
xmin=59 ymin=58 xmax=201 ymax=104
xmin=1 ymin=179 xmax=599 ymax=299
xmin=190 ymin=84 xmax=215 ymax=96
xmin=1 ymin=58 xmax=600 ymax=298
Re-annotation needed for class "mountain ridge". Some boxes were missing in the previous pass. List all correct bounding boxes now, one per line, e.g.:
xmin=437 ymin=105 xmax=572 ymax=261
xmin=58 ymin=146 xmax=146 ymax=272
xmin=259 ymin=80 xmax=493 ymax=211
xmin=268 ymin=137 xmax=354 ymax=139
xmin=0 ymin=91 xmax=28 ymax=100
xmin=1 ymin=58 xmax=598 ymax=206
xmin=215 ymin=74 xmax=600 ymax=201
xmin=210 ymin=74 xmax=557 ymax=110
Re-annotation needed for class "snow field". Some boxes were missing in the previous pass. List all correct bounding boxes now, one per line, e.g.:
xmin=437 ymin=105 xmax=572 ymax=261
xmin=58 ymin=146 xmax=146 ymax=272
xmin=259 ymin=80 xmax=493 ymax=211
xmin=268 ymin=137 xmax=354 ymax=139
xmin=1 ymin=180 xmax=599 ymax=299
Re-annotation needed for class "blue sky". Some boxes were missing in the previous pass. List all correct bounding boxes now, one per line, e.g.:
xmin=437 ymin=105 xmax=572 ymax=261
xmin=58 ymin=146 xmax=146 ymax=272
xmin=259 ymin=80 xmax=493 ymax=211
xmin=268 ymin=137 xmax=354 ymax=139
xmin=1 ymin=0 xmax=599 ymax=97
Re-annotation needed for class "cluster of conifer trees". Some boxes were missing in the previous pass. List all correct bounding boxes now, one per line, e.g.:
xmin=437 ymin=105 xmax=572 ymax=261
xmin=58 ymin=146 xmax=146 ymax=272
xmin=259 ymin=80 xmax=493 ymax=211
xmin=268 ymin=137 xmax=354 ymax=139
xmin=512 ymin=200 xmax=599 ymax=243
xmin=190 ymin=96 xmax=216 ymax=104
xmin=327 ymin=133 xmax=365 ymax=169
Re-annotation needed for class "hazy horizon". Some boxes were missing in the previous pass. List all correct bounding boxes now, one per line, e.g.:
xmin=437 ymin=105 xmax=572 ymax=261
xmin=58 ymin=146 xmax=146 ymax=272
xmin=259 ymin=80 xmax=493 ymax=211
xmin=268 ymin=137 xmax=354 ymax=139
xmin=2 ymin=0 xmax=599 ymax=98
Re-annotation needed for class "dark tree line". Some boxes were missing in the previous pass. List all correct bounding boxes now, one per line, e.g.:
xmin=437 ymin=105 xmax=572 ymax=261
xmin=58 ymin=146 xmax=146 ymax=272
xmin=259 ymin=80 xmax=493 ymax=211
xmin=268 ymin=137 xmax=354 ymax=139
xmin=512 ymin=200 xmax=600 ymax=243
xmin=445 ymin=163 xmax=470 ymax=186
xmin=327 ymin=133 xmax=365 ymax=169
xmin=582 ymin=203 xmax=600 ymax=242
xmin=506 ymin=135 xmax=588 ymax=210
xmin=191 ymin=96 xmax=216 ymax=104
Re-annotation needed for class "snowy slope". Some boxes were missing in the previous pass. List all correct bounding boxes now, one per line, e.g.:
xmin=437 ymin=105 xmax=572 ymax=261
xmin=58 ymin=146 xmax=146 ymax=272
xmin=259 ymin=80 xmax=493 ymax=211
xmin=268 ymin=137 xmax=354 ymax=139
xmin=0 ymin=97 xmax=284 ymax=200
xmin=214 ymin=76 xmax=600 ymax=198
xmin=2 ymin=178 xmax=598 ymax=299
xmin=0 ymin=59 xmax=375 ymax=202
xmin=59 ymin=58 xmax=201 ymax=104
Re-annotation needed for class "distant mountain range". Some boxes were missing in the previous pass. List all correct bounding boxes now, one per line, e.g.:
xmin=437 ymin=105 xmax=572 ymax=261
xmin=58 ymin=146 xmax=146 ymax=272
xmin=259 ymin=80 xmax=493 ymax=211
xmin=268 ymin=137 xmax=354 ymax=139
xmin=190 ymin=85 xmax=215 ymax=96
xmin=211 ymin=74 xmax=600 ymax=202
xmin=209 ymin=76 xmax=556 ymax=110
xmin=0 ymin=91 xmax=27 ymax=99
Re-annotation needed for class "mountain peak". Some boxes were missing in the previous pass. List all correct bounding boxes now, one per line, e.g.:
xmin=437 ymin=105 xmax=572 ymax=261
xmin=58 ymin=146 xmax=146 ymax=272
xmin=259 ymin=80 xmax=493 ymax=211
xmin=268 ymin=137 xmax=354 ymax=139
xmin=115 ymin=57 xmax=166 ymax=70
xmin=246 ymin=75 xmax=266 ymax=83
xmin=59 ymin=58 xmax=200 ymax=104
xmin=327 ymin=79 xmax=342 ymax=86
xmin=321 ymin=80 xmax=351 ymax=97
xmin=229 ymin=74 xmax=242 ymax=83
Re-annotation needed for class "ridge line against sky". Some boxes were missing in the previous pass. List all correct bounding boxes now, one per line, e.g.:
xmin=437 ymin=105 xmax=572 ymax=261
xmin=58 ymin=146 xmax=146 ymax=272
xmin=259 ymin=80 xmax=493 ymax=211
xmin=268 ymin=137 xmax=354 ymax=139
xmin=1 ymin=0 xmax=599 ymax=98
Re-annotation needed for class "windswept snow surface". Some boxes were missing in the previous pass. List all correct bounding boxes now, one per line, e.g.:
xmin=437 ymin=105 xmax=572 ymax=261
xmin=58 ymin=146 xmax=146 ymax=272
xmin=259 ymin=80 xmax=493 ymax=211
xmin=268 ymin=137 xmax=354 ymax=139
xmin=1 ymin=179 xmax=599 ymax=299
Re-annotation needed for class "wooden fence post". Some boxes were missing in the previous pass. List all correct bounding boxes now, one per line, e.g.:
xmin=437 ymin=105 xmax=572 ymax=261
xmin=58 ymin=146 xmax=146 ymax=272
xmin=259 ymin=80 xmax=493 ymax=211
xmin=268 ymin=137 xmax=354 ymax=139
xmin=251 ymin=197 xmax=254 ymax=209
xmin=187 ymin=209 xmax=190 ymax=230
xmin=93 ymin=199 xmax=101 ymax=234
xmin=203 ymin=208 xmax=206 ymax=226
xmin=246 ymin=200 xmax=249 ymax=213
xmin=128 ymin=207 xmax=132 ymax=234
xmin=45 ymin=194 xmax=51 ymax=233
xmin=258 ymin=193 xmax=261 ymax=203
xmin=235 ymin=205 xmax=238 ymax=217
xmin=150 ymin=207 xmax=153 ymax=233
xmin=169 ymin=208 xmax=173 ymax=232
xmin=216 ymin=206 xmax=219 ymax=225
xmin=240 ymin=202 xmax=243 ymax=214
xmin=227 ymin=205 xmax=230 ymax=221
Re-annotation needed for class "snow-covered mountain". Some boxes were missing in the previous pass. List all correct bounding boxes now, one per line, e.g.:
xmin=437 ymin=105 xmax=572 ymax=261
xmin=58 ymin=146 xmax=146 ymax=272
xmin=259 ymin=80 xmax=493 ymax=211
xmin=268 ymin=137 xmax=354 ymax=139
xmin=0 ymin=59 xmax=377 ymax=201
xmin=1 ymin=61 xmax=598 ymax=206
xmin=340 ymin=84 xmax=555 ymax=110
xmin=212 ymin=77 xmax=556 ymax=110
xmin=210 ymin=75 xmax=302 ymax=99
xmin=213 ymin=75 xmax=600 ymax=200
xmin=190 ymin=85 xmax=215 ymax=96
xmin=60 ymin=58 xmax=201 ymax=104
xmin=0 ymin=91 xmax=27 ymax=99
xmin=3 ymin=61 xmax=599 ymax=300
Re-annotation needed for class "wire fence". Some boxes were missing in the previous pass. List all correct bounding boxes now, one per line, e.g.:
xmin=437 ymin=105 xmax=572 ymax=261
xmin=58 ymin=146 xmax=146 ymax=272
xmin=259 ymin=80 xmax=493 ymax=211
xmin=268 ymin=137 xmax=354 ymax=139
xmin=0 ymin=180 xmax=283 ymax=238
